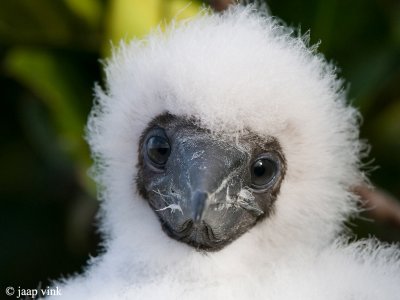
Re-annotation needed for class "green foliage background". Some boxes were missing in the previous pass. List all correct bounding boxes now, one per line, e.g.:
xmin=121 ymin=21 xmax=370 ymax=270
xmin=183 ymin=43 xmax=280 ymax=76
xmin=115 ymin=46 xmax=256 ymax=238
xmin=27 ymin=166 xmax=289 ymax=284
xmin=1 ymin=0 xmax=399 ymax=291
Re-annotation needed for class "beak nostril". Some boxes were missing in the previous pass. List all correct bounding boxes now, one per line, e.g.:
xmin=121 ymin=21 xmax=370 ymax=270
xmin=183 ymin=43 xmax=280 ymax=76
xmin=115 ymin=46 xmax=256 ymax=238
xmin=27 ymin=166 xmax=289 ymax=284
xmin=192 ymin=191 xmax=208 ymax=224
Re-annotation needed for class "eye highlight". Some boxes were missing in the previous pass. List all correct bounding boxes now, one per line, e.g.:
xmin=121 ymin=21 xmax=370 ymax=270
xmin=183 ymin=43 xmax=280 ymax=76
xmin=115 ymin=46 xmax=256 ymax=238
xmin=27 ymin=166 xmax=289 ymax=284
xmin=250 ymin=154 xmax=278 ymax=190
xmin=146 ymin=134 xmax=171 ymax=168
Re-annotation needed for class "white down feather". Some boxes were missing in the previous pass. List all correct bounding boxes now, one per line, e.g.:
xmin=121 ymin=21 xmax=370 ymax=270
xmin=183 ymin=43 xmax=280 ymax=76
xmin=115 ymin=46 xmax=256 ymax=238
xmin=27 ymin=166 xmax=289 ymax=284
xmin=49 ymin=5 xmax=400 ymax=300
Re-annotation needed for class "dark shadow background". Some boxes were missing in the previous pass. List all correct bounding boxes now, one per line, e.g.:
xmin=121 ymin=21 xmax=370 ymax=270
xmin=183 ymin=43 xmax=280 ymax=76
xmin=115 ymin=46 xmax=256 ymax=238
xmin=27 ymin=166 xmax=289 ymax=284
xmin=1 ymin=0 xmax=399 ymax=295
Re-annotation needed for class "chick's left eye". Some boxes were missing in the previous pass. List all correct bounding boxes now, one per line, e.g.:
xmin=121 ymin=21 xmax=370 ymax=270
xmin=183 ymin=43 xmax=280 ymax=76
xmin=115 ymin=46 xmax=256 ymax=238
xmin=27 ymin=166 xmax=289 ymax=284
xmin=251 ymin=157 xmax=277 ymax=189
xmin=146 ymin=136 xmax=171 ymax=166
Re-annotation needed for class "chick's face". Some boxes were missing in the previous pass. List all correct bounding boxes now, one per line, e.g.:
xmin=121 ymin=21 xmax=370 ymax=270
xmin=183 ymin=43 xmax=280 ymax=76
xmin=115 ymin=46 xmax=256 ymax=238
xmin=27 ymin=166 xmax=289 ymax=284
xmin=136 ymin=113 xmax=286 ymax=251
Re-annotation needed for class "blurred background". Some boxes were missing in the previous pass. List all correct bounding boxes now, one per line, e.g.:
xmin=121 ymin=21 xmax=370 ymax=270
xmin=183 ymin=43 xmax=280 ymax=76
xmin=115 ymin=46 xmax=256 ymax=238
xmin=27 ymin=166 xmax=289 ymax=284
xmin=1 ymin=0 xmax=399 ymax=294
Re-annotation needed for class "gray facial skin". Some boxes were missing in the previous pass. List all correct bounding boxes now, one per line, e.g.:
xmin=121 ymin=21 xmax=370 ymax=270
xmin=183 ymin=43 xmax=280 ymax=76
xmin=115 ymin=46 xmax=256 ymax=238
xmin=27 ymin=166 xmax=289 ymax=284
xmin=136 ymin=113 xmax=286 ymax=251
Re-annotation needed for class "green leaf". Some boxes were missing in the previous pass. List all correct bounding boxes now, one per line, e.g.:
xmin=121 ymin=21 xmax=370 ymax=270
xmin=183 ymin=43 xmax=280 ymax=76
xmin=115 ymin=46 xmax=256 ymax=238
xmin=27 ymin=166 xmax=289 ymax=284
xmin=103 ymin=0 xmax=201 ymax=55
xmin=64 ymin=0 xmax=103 ymax=28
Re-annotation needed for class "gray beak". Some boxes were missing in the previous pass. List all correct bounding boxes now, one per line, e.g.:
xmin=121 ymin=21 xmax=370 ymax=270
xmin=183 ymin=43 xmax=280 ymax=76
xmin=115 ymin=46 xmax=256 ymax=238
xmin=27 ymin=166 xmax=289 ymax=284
xmin=148 ymin=131 xmax=264 ymax=250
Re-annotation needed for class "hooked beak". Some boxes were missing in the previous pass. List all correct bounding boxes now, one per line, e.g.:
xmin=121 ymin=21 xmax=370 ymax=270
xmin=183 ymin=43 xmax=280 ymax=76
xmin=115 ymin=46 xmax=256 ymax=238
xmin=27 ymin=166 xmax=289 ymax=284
xmin=140 ymin=125 xmax=271 ymax=251
xmin=152 ymin=133 xmax=255 ymax=250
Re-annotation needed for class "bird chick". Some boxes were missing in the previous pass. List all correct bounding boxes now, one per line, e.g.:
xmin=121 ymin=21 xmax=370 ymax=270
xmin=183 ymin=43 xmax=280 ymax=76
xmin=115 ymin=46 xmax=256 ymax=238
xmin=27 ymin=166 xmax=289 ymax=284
xmin=49 ymin=4 xmax=400 ymax=300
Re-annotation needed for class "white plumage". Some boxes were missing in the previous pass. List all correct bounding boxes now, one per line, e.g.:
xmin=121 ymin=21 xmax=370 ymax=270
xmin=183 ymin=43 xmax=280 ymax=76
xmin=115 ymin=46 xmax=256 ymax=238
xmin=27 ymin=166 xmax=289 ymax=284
xmin=51 ymin=5 xmax=400 ymax=299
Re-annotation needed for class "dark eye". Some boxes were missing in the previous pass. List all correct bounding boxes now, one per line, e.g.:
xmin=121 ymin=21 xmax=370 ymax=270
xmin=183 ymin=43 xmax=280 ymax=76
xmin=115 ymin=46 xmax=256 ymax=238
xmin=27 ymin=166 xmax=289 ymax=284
xmin=146 ymin=135 xmax=171 ymax=168
xmin=250 ymin=156 xmax=278 ymax=190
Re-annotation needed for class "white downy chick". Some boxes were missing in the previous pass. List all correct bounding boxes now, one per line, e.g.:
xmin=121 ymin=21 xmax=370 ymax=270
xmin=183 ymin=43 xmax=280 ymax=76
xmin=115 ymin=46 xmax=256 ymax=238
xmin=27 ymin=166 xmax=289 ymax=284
xmin=49 ymin=5 xmax=400 ymax=300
